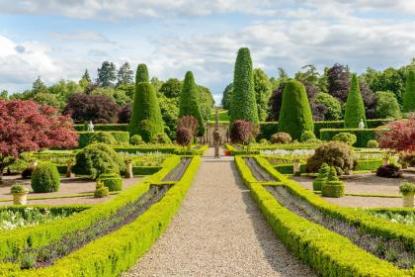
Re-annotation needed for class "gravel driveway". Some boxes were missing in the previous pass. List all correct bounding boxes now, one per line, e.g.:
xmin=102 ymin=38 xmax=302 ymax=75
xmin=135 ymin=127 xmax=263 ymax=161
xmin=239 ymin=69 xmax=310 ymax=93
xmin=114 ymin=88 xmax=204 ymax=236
xmin=124 ymin=148 xmax=314 ymax=276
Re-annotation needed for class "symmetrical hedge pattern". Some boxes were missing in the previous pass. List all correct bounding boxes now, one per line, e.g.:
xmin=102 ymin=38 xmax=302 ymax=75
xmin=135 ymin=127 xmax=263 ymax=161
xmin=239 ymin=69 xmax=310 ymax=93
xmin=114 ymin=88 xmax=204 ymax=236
xmin=179 ymin=71 xmax=205 ymax=136
xmin=344 ymin=74 xmax=367 ymax=128
xmin=403 ymin=70 xmax=415 ymax=113
xmin=230 ymin=47 xmax=259 ymax=124
xmin=278 ymin=80 xmax=314 ymax=140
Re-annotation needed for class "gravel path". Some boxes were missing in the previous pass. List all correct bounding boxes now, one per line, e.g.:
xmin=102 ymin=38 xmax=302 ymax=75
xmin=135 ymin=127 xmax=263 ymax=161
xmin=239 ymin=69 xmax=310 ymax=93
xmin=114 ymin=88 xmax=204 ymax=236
xmin=124 ymin=148 xmax=314 ymax=276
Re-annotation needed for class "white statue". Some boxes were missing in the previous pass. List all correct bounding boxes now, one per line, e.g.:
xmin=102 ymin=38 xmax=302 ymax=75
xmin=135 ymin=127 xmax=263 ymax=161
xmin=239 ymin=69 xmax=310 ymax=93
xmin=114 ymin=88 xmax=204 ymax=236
xmin=358 ymin=119 xmax=365 ymax=129
xmin=87 ymin=120 xmax=94 ymax=132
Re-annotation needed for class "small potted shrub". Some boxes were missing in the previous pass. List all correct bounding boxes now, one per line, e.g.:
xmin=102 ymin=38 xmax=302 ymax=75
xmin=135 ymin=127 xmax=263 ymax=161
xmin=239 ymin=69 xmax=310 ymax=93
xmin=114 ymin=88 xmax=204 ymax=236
xmin=321 ymin=167 xmax=344 ymax=198
xmin=94 ymin=181 xmax=109 ymax=198
xmin=400 ymin=182 xmax=415 ymax=208
xmin=313 ymin=163 xmax=330 ymax=191
xmin=11 ymin=184 xmax=29 ymax=205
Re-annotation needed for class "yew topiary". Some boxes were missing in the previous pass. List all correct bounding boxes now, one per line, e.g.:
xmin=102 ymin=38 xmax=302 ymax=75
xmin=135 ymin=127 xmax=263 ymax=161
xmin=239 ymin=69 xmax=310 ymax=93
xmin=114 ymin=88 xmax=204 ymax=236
xmin=135 ymin=64 xmax=149 ymax=83
xmin=278 ymin=80 xmax=314 ymax=140
xmin=344 ymin=74 xmax=366 ymax=128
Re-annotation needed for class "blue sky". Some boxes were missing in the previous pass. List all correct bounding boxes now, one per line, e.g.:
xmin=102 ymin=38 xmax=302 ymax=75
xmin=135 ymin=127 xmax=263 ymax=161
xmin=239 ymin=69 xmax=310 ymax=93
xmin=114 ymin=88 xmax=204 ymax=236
xmin=1 ymin=0 xmax=415 ymax=103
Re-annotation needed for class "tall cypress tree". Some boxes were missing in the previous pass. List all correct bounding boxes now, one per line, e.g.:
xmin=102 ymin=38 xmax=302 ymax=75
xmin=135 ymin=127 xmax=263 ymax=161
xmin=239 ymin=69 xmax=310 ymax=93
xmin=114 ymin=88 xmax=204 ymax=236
xmin=278 ymin=80 xmax=314 ymax=140
xmin=136 ymin=64 xmax=149 ymax=84
xmin=179 ymin=71 xmax=205 ymax=136
xmin=129 ymin=65 xmax=164 ymax=142
xmin=344 ymin=74 xmax=366 ymax=128
xmin=403 ymin=70 xmax=415 ymax=113
xmin=230 ymin=47 xmax=259 ymax=124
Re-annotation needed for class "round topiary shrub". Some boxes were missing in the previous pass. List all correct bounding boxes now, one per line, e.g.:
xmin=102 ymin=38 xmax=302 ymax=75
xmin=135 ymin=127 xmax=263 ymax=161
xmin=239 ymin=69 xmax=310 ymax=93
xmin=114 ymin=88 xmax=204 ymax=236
xmin=367 ymin=139 xmax=379 ymax=148
xmin=130 ymin=134 xmax=144 ymax=145
xmin=270 ymin=132 xmax=292 ymax=144
xmin=31 ymin=162 xmax=60 ymax=193
xmin=300 ymin=130 xmax=316 ymax=142
xmin=306 ymin=141 xmax=354 ymax=175
xmin=332 ymin=132 xmax=357 ymax=146
xmin=91 ymin=132 xmax=116 ymax=145
xmin=73 ymin=143 xmax=125 ymax=180
xmin=176 ymin=127 xmax=193 ymax=146
xmin=98 ymin=172 xmax=123 ymax=191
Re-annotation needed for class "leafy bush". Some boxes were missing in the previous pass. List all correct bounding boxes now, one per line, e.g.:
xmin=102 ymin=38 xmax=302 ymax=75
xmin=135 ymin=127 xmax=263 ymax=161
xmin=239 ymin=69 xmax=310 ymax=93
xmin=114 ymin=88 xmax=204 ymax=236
xmin=31 ymin=162 xmax=60 ymax=193
xmin=176 ymin=127 xmax=193 ymax=146
xmin=379 ymin=116 xmax=415 ymax=152
xmin=117 ymin=104 xmax=131 ymax=123
xmin=306 ymin=141 xmax=354 ymax=175
xmin=91 ymin=132 xmax=116 ymax=145
xmin=400 ymin=182 xmax=415 ymax=195
xmin=130 ymin=134 xmax=144 ymax=145
xmin=98 ymin=173 xmax=122 ymax=191
xmin=375 ymin=91 xmax=401 ymax=119
xmin=278 ymin=80 xmax=314 ymax=140
xmin=94 ymin=181 xmax=109 ymax=198
xmin=300 ymin=130 xmax=316 ymax=142
xmin=332 ymin=132 xmax=357 ymax=146
xmin=230 ymin=120 xmax=256 ymax=144
xmin=270 ymin=132 xmax=292 ymax=144
xmin=314 ymin=92 xmax=342 ymax=120
xmin=150 ymin=133 xmax=171 ymax=144
xmin=376 ymin=164 xmax=402 ymax=178
xmin=73 ymin=143 xmax=125 ymax=179
xmin=367 ymin=140 xmax=379 ymax=148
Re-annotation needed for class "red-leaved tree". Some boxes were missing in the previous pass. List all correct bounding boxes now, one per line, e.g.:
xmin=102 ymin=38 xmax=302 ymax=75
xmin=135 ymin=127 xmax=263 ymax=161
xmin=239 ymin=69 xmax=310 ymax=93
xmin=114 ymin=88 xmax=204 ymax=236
xmin=0 ymin=100 xmax=78 ymax=178
xmin=378 ymin=116 xmax=415 ymax=152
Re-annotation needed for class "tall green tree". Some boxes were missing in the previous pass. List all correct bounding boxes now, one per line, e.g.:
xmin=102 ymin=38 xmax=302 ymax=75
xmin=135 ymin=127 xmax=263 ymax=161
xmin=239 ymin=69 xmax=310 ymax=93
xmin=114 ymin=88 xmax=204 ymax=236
xmin=221 ymin=83 xmax=233 ymax=109
xmin=179 ymin=71 xmax=205 ymax=136
xmin=79 ymin=69 xmax=91 ymax=89
xmin=230 ymin=47 xmax=258 ymax=124
xmin=344 ymin=74 xmax=366 ymax=128
xmin=135 ymin=64 xmax=149 ymax=83
xmin=97 ymin=61 xmax=116 ymax=87
xmin=117 ymin=62 xmax=134 ymax=85
xmin=376 ymin=91 xmax=401 ymax=119
xmin=278 ymin=80 xmax=314 ymax=140
xmin=403 ymin=70 xmax=415 ymax=113
xmin=254 ymin=68 xmax=272 ymax=121
xmin=159 ymin=78 xmax=181 ymax=98
xmin=32 ymin=77 xmax=48 ymax=94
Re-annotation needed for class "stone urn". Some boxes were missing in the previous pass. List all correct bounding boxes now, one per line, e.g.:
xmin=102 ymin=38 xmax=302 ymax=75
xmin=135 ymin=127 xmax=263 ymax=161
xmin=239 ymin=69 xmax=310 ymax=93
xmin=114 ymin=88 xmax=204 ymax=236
xmin=125 ymin=160 xmax=133 ymax=179
xmin=11 ymin=184 xmax=29 ymax=205
xmin=293 ymin=160 xmax=301 ymax=176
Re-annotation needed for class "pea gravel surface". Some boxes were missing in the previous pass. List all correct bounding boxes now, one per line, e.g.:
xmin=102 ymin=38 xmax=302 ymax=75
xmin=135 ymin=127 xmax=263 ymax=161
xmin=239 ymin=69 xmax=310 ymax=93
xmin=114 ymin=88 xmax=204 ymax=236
xmin=124 ymin=148 xmax=314 ymax=277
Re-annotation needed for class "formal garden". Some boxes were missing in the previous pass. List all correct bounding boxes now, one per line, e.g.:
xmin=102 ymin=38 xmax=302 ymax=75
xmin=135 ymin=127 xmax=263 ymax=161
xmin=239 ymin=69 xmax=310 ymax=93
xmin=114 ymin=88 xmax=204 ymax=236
xmin=2 ymin=45 xmax=415 ymax=276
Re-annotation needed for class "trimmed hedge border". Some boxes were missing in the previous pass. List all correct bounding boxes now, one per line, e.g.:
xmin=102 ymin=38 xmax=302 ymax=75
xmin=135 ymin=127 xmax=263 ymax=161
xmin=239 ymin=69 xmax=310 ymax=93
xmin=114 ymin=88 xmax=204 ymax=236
xmin=74 ymin=124 xmax=128 ymax=132
xmin=320 ymin=128 xmax=380 ymax=147
xmin=235 ymin=156 xmax=408 ymax=276
xmin=0 ymin=155 xmax=181 ymax=271
xmin=1 ymin=156 xmax=201 ymax=276
xmin=114 ymin=144 xmax=208 ymax=155
xmin=78 ymin=131 xmax=130 ymax=147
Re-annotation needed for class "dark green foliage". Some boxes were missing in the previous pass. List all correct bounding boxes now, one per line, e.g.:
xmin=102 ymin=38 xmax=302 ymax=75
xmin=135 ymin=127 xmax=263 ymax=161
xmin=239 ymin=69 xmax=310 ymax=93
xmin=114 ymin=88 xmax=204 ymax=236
xmin=254 ymin=68 xmax=272 ymax=121
xmin=31 ymin=162 xmax=60 ymax=193
xmin=130 ymin=134 xmax=144 ymax=145
xmin=321 ymin=167 xmax=344 ymax=197
xmin=278 ymin=80 xmax=314 ymax=140
xmin=313 ymin=163 xmax=330 ymax=191
xmin=179 ymin=71 xmax=205 ymax=136
xmin=314 ymin=92 xmax=342 ymax=120
xmin=73 ymin=143 xmax=125 ymax=179
xmin=117 ymin=62 xmax=134 ymax=85
xmin=332 ymin=132 xmax=357 ymax=146
xmin=91 ymin=132 xmax=116 ymax=145
xmin=150 ymin=133 xmax=171 ymax=144
xmin=129 ymin=82 xmax=164 ymax=142
xmin=78 ymin=131 xmax=129 ymax=147
xmin=221 ymin=83 xmax=233 ymax=109
xmin=320 ymin=128 xmax=377 ymax=147
xmin=306 ymin=141 xmax=354 ymax=175
xmin=159 ymin=78 xmax=181 ymax=98
xmin=344 ymin=74 xmax=366 ymax=128
xmin=270 ymin=132 xmax=292 ymax=144
xmin=300 ymin=130 xmax=316 ymax=142
xmin=403 ymin=70 xmax=415 ymax=112
xmin=98 ymin=172 xmax=122 ymax=191
xmin=97 ymin=61 xmax=116 ymax=87
xmin=135 ymin=64 xmax=149 ymax=83
xmin=375 ymin=91 xmax=401 ymax=119
xmin=230 ymin=48 xmax=259 ymax=124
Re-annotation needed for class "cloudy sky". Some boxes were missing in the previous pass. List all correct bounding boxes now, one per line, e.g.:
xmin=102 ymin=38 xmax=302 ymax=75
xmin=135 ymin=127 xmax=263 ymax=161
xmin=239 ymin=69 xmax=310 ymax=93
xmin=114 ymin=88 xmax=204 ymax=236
xmin=1 ymin=0 xmax=415 ymax=102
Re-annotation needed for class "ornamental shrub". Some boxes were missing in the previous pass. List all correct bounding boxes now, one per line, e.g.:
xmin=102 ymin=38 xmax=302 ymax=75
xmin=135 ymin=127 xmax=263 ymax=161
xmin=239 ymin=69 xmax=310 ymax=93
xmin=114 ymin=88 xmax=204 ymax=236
xmin=344 ymin=74 xmax=366 ymax=128
xmin=150 ymin=133 xmax=171 ymax=144
xmin=176 ymin=127 xmax=193 ymax=146
xmin=73 ymin=143 xmax=125 ymax=179
xmin=313 ymin=163 xmax=329 ymax=191
xmin=314 ymin=92 xmax=342 ymax=120
xmin=332 ymin=132 xmax=357 ymax=146
xmin=230 ymin=120 xmax=256 ymax=144
xmin=98 ymin=172 xmax=123 ymax=191
xmin=31 ymin=162 xmax=60 ymax=193
xmin=278 ymin=80 xmax=314 ymax=140
xmin=94 ymin=181 xmax=109 ymax=198
xmin=91 ymin=132 xmax=116 ymax=145
xmin=270 ymin=132 xmax=292 ymax=144
xmin=375 ymin=91 xmax=401 ymax=119
xmin=230 ymin=47 xmax=259 ymax=124
xmin=366 ymin=140 xmax=379 ymax=148
xmin=403 ymin=70 xmax=415 ymax=113
xmin=321 ymin=166 xmax=345 ymax=198
xmin=128 ymin=82 xmax=165 ymax=142
xmin=306 ymin=141 xmax=354 ymax=175
xmin=179 ymin=72 xmax=205 ymax=136
xmin=300 ymin=130 xmax=316 ymax=142
xmin=130 ymin=134 xmax=144 ymax=145
xmin=376 ymin=164 xmax=402 ymax=178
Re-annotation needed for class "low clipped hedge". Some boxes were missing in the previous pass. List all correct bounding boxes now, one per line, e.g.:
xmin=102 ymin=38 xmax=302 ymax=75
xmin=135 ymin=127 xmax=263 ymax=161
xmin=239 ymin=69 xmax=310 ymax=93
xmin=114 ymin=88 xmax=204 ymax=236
xmin=1 ymin=156 xmax=201 ymax=276
xmin=78 ymin=131 xmax=130 ymax=147
xmin=320 ymin=128 xmax=379 ymax=147
xmin=133 ymin=166 xmax=162 ymax=176
xmin=113 ymin=145 xmax=208 ymax=155
xmin=0 ymin=155 xmax=182 ymax=272
xmin=235 ymin=156 xmax=408 ymax=276
xmin=354 ymin=159 xmax=383 ymax=171
xmin=74 ymin=124 xmax=128 ymax=132
xmin=98 ymin=173 xmax=123 ymax=191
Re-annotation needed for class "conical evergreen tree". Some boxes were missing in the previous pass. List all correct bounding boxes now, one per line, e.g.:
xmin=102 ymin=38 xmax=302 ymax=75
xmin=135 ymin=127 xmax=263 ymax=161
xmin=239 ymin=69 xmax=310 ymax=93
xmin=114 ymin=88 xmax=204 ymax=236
xmin=278 ymin=80 xmax=314 ymax=140
xmin=344 ymin=74 xmax=366 ymax=128
xmin=179 ymin=71 xmax=205 ymax=136
xmin=136 ymin=64 xmax=149 ymax=84
xmin=230 ymin=47 xmax=259 ymax=124
xmin=403 ymin=70 xmax=415 ymax=113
